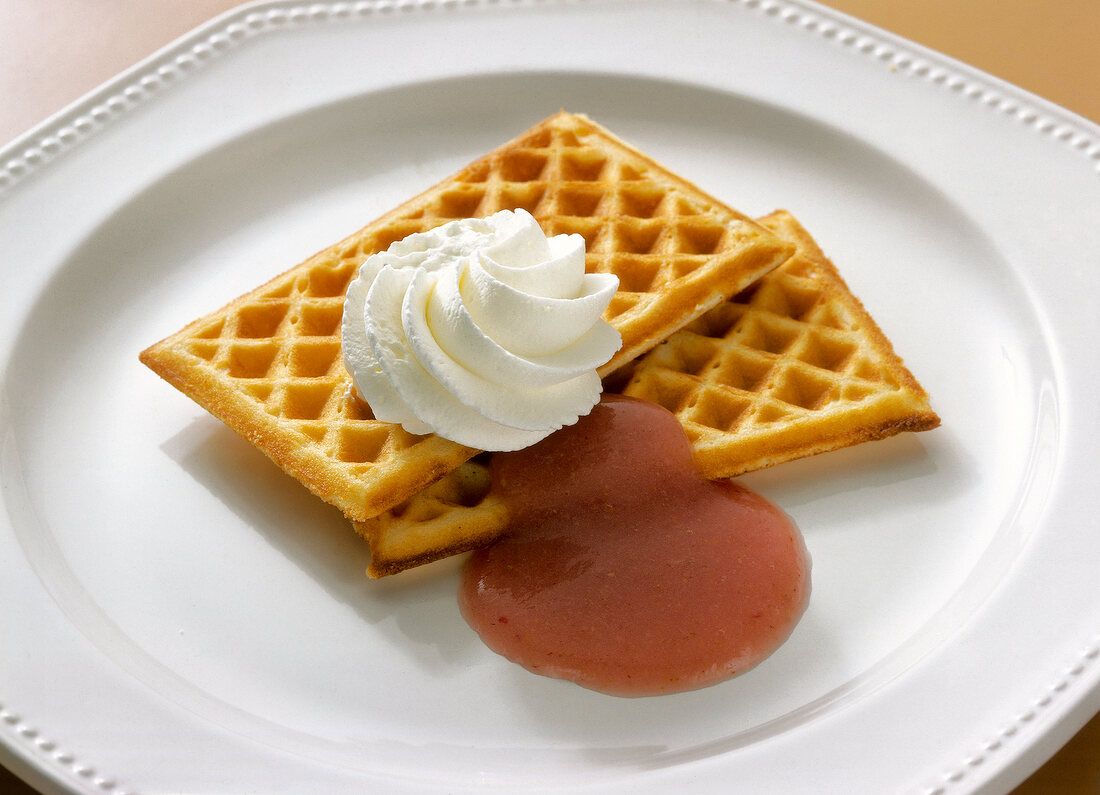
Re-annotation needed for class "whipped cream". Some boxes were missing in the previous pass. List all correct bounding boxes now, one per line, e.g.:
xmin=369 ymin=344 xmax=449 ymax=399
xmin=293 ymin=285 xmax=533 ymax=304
xmin=341 ymin=209 xmax=621 ymax=451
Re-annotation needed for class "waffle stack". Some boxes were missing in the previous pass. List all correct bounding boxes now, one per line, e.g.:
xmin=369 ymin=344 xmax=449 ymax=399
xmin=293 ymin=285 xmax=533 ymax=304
xmin=143 ymin=112 xmax=938 ymax=578
xmin=357 ymin=210 xmax=938 ymax=576
xmin=140 ymin=112 xmax=794 ymax=525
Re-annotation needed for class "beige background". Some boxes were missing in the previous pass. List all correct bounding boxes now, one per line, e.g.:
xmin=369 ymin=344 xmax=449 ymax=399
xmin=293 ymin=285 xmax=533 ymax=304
xmin=1 ymin=1 xmax=1098 ymax=792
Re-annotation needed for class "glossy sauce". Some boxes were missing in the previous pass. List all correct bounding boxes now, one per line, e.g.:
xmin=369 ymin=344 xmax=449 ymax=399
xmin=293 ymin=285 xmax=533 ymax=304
xmin=458 ymin=395 xmax=810 ymax=697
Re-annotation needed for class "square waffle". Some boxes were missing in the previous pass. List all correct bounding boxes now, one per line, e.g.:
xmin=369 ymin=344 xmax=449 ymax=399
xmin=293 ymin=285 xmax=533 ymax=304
xmin=622 ymin=209 xmax=940 ymax=479
xmin=140 ymin=111 xmax=794 ymax=523
xmin=357 ymin=209 xmax=938 ymax=576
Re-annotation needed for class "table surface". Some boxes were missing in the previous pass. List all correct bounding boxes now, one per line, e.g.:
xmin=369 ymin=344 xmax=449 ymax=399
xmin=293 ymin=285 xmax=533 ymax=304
xmin=1 ymin=1 xmax=1098 ymax=793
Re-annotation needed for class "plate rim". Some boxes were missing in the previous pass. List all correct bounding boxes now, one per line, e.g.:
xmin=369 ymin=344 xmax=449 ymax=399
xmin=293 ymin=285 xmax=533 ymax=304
xmin=4 ymin=0 xmax=1098 ymax=192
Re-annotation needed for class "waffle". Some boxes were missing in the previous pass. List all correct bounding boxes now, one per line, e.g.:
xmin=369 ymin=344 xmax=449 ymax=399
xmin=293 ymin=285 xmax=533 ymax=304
xmin=357 ymin=209 xmax=938 ymax=576
xmin=356 ymin=456 xmax=508 ymax=578
xmin=140 ymin=111 xmax=793 ymax=522
xmin=623 ymin=209 xmax=940 ymax=479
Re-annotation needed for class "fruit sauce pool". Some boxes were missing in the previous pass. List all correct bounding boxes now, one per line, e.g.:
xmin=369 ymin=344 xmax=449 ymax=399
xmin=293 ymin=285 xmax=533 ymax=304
xmin=459 ymin=395 xmax=811 ymax=697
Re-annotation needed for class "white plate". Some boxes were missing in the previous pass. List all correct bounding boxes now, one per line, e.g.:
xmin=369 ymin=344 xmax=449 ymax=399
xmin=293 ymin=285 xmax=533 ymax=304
xmin=2 ymin=1 xmax=1099 ymax=793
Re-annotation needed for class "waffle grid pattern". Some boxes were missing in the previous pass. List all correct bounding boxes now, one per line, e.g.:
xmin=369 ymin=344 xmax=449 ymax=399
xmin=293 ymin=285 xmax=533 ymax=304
xmin=354 ymin=456 xmax=508 ymax=578
xmin=154 ymin=259 xmax=478 ymax=520
xmin=141 ymin=111 xmax=792 ymax=522
xmin=393 ymin=113 xmax=795 ymax=372
xmin=623 ymin=209 xmax=940 ymax=479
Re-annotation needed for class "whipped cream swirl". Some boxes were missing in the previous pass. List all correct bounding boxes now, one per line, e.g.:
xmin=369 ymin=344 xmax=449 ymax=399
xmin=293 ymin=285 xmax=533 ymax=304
xmin=341 ymin=209 xmax=621 ymax=451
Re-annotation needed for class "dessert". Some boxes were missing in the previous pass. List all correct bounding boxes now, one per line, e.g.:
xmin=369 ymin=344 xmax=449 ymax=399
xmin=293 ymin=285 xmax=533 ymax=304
xmin=356 ymin=209 xmax=939 ymax=576
xmin=139 ymin=111 xmax=794 ymax=523
xmin=141 ymin=111 xmax=939 ymax=697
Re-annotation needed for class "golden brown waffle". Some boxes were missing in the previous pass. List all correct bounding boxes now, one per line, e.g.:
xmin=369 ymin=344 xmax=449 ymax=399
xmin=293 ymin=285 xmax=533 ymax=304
xmin=356 ymin=456 xmax=508 ymax=578
xmin=358 ymin=209 xmax=938 ymax=576
xmin=140 ymin=111 xmax=793 ymax=522
xmin=622 ymin=209 xmax=940 ymax=479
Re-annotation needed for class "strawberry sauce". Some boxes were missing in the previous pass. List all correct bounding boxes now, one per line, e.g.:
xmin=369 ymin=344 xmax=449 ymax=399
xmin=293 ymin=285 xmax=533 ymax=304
xmin=458 ymin=395 xmax=810 ymax=697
